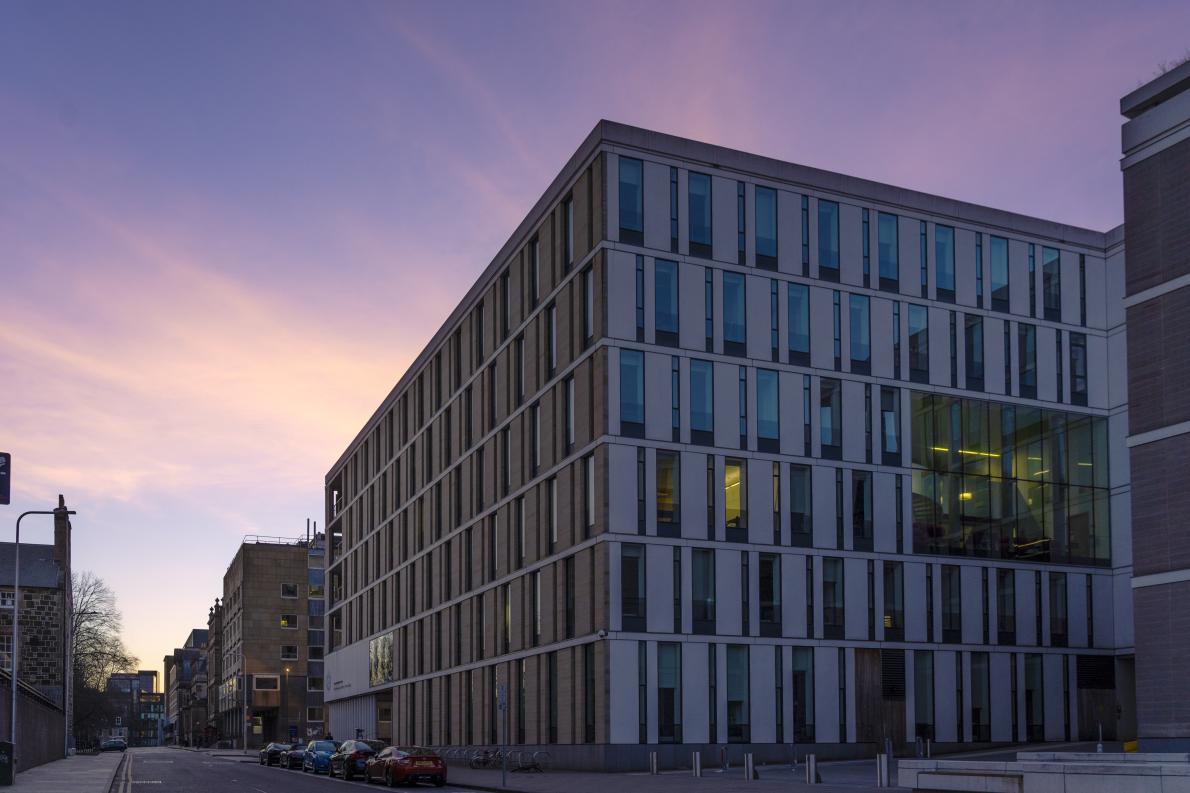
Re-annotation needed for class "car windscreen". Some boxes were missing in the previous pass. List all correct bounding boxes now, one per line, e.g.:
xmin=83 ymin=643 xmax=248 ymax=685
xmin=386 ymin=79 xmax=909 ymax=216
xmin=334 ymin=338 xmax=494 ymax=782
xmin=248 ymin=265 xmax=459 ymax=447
xmin=396 ymin=746 xmax=437 ymax=757
xmin=310 ymin=741 xmax=337 ymax=752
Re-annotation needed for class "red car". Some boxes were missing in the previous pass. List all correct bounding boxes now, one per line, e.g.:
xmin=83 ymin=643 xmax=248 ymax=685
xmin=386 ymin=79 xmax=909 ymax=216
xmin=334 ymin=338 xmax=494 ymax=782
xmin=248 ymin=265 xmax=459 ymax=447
xmin=364 ymin=746 xmax=447 ymax=787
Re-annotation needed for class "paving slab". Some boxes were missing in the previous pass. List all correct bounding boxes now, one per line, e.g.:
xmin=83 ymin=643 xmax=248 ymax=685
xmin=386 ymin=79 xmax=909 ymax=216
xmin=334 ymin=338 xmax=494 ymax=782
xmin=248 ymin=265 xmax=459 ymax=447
xmin=12 ymin=751 xmax=122 ymax=792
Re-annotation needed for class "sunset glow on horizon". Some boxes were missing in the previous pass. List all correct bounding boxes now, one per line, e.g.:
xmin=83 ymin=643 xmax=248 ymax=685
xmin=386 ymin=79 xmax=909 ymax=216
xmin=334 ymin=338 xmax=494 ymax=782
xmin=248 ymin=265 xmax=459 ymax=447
xmin=2 ymin=0 xmax=1186 ymax=684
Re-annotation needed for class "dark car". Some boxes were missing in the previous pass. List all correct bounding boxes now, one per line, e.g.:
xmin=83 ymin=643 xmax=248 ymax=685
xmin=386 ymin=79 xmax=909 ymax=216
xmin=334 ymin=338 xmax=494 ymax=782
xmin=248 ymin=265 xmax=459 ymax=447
xmin=365 ymin=746 xmax=446 ymax=787
xmin=100 ymin=738 xmax=127 ymax=752
xmin=279 ymin=743 xmax=306 ymax=769
xmin=302 ymin=739 xmax=338 ymax=774
xmin=259 ymin=742 xmax=290 ymax=766
xmin=329 ymin=739 xmax=385 ymax=780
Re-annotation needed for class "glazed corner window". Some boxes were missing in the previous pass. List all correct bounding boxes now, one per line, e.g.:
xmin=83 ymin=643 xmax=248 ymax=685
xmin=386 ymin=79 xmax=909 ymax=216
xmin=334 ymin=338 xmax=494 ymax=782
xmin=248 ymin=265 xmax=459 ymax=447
xmin=280 ymin=614 xmax=298 ymax=629
xmin=281 ymin=583 xmax=298 ymax=599
xmin=755 ymin=186 xmax=778 ymax=268
xmin=690 ymin=360 xmax=714 ymax=441
xmin=877 ymin=212 xmax=899 ymax=290
xmin=849 ymin=295 xmax=870 ymax=372
xmin=935 ymin=225 xmax=955 ymax=300
xmin=620 ymin=544 xmax=646 ymax=631
xmin=655 ymin=259 xmax=679 ymax=344
xmin=908 ymin=305 xmax=929 ymax=384
xmin=990 ymin=236 xmax=1009 ymax=311
xmin=722 ymin=272 xmax=746 ymax=353
xmin=657 ymin=452 xmax=680 ymax=533
xmin=689 ymin=172 xmax=713 ymax=258
xmin=788 ymin=283 xmax=810 ymax=364
xmin=756 ymin=369 xmax=780 ymax=451
xmin=1042 ymin=247 xmax=1062 ymax=322
xmin=619 ymin=349 xmax=645 ymax=437
xmin=817 ymin=200 xmax=840 ymax=275
xmin=724 ymin=458 xmax=748 ymax=538
xmin=820 ymin=378 xmax=842 ymax=456
xmin=618 ymin=157 xmax=643 ymax=244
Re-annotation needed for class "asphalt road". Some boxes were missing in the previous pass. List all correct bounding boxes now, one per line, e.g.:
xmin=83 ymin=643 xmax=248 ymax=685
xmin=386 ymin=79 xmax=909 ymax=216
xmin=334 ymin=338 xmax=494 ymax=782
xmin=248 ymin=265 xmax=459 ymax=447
xmin=117 ymin=747 xmax=469 ymax=793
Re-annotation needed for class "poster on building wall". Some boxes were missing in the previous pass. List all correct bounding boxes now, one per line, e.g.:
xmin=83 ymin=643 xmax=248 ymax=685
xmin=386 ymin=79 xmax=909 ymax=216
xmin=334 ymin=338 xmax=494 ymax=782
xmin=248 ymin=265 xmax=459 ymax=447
xmin=368 ymin=632 xmax=393 ymax=687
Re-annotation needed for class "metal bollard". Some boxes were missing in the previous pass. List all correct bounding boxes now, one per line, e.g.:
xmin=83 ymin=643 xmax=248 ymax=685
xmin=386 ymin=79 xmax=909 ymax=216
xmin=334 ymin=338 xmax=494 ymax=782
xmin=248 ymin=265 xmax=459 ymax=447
xmin=876 ymin=753 xmax=889 ymax=787
xmin=649 ymin=751 xmax=658 ymax=775
xmin=743 ymin=753 xmax=753 ymax=781
xmin=692 ymin=751 xmax=702 ymax=777
xmin=927 ymin=738 xmax=931 ymax=758
xmin=721 ymin=746 xmax=728 ymax=771
xmin=805 ymin=753 xmax=817 ymax=785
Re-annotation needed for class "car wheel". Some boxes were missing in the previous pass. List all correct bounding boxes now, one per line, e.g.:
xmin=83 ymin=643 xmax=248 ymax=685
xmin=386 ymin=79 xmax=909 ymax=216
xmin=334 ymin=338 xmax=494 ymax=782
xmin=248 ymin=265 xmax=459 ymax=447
xmin=385 ymin=769 xmax=393 ymax=788
xmin=434 ymin=777 xmax=445 ymax=788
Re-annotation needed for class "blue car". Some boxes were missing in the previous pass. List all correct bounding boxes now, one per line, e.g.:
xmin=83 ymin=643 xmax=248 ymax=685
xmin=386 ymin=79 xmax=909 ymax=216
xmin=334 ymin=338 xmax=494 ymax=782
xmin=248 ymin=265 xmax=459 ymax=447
xmin=301 ymin=740 xmax=338 ymax=774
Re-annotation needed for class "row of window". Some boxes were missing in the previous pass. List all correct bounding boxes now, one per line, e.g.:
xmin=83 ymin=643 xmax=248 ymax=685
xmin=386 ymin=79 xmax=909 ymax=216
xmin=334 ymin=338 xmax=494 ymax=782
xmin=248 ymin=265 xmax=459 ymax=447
xmin=620 ymin=544 xmax=1094 ymax=649
xmin=618 ymin=157 xmax=1084 ymax=325
xmin=625 ymin=259 xmax=1092 ymax=405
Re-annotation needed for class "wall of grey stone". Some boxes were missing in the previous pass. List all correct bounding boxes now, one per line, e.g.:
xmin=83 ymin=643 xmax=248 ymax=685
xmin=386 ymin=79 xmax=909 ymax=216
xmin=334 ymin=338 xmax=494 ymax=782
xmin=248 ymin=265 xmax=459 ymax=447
xmin=0 ymin=676 xmax=66 ymax=772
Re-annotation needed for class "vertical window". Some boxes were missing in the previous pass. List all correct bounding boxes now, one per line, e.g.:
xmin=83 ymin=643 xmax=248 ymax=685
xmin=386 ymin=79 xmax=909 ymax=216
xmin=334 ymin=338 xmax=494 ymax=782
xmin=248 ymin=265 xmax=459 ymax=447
xmin=583 ymin=266 xmax=594 ymax=343
xmin=618 ymin=157 xmax=643 ymax=244
xmin=1025 ymin=654 xmax=1044 ymax=741
xmin=756 ymin=186 xmax=777 ymax=268
xmin=669 ymin=166 xmax=679 ymax=252
xmin=803 ymin=375 xmax=811 ymax=457
xmin=893 ymin=301 xmax=902 ymax=380
xmin=549 ymin=477 xmax=558 ymax=549
xmin=790 ymin=464 xmax=812 ymax=547
xmin=689 ymin=172 xmax=712 ymax=258
xmin=673 ymin=548 xmax=682 ymax=632
xmin=793 ymin=647 xmax=815 ymax=741
xmin=1028 ymin=243 xmax=1037 ymax=318
xmin=852 ymin=471 xmax=872 ymax=551
xmin=769 ymin=280 xmax=779 ymax=361
xmin=636 ymin=448 xmax=645 ymax=535
xmin=761 ymin=552 xmax=780 ymax=633
xmin=880 ymin=387 xmax=901 ymax=464
xmin=708 ymin=645 xmax=718 ymax=741
xmin=634 ymin=255 xmax=645 ymax=342
xmin=690 ymin=360 xmax=714 ymax=444
xmin=724 ymin=458 xmax=748 ymax=541
xmin=564 ymin=197 xmax=574 ymax=270
xmin=706 ymin=456 xmax=715 ymax=540
xmin=500 ymin=270 xmax=511 ymax=339
xmin=975 ymin=233 xmax=984 ymax=308
xmin=1056 ymin=329 xmax=1064 ymax=402
xmin=726 ymin=645 xmax=751 ymax=743
xmin=741 ymin=552 xmax=749 ymax=635
xmin=723 ymin=272 xmax=746 ymax=355
xmin=738 ymin=366 xmax=747 ymax=449
xmin=1049 ymin=572 xmax=1068 ymax=646
xmin=997 ymin=569 xmax=1015 ymax=644
xmin=658 ymin=643 xmax=682 ymax=743
xmin=878 ymin=211 xmax=899 ymax=290
xmin=919 ymin=221 xmax=928 ymax=297
xmin=1070 ymin=333 xmax=1088 ymax=406
xmin=657 ymin=452 xmax=680 ymax=537
xmin=736 ymin=181 xmax=746 ymax=265
xmin=670 ymin=356 xmax=681 ymax=441
xmin=565 ymin=556 xmax=576 ymax=637
xmin=864 ymin=384 xmax=872 ymax=463
xmin=823 ymin=558 xmax=844 ymax=639
xmin=849 ymin=294 xmax=871 ymax=374
xmin=529 ymin=238 xmax=540 ymax=308
xmin=757 ymin=369 xmax=780 ymax=452
xmin=965 ymin=314 xmax=984 ymax=391
xmin=820 ymin=378 xmax=842 ymax=458
xmin=862 ymin=208 xmax=871 ymax=287
xmin=704 ymin=268 xmax=714 ymax=352
xmin=637 ymin=642 xmax=647 ymax=742
xmin=548 ymin=303 xmax=557 ymax=374
xmin=942 ymin=565 xmax=961 ymax=643
xmin=1079 ymin=254 xmax=1087 ymax=326
xmin=515 ymin=336 xmax=525 ymax=406
xmin=990 ymin=236 xmax=1009 ymax=312
xmin=1018 ymin=323 xmax=1037 ymax=399
xmin=585 ymin=453 xmax=595 ymax=536
xmin=915 ymin=652 xmax=934 ymax=739
xmin=788 ymin=283 xmax=810 ymax=365
xmin=531 ymin=403 xmax=540 ymax=473
xmin=908 ymin=305 xmax=929 ymax=384
xmin=692 ymin=549 xmax=716 ymax=634
xmin=800 ymin=195 xmax=810 ymax=277
xmin=621 ymin=544 xmax=646 ymax=631
xmin=818 ymin=200 xmax=840 ymax=279
xmin=619 ymin=350 xmax=644 ymax=438
xmin=772 ymin=462 xmax=781 ymax=545
xmin=566 ymin=375 xmax=576 ymax=447
xmin=971 ymin=652 xmax=990 ymax=742
xmin=655 ymin=259 xmax=679 ymax=345
xmin=884 ymin=562 xmax=904 ymax=640
xmin=1042 ymin=246 xmax=1061 ymax=321
xmin=832 ymin=290 xmax=842 ymax=370
xmin=935 ymin=225 xmax=955 ymax=301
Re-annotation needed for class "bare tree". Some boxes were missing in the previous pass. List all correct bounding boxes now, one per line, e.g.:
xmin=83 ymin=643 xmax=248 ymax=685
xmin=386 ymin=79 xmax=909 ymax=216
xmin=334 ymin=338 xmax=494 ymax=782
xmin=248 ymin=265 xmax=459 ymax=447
xmin=71 ymin=571 xmax=137 ymax=691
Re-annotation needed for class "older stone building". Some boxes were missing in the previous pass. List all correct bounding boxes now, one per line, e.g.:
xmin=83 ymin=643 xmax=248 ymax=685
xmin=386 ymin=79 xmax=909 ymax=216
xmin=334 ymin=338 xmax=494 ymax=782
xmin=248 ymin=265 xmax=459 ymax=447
xmin=205 ymin=599 xmax=223 ymax=745
xmin=164 ymin=629 xmax=207 ymax=746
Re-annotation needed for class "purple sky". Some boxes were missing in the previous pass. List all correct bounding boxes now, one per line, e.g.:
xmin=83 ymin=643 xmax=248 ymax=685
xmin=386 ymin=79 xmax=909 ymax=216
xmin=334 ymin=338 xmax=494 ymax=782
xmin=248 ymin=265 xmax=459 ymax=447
xmin=2 ymin=0 xmax=1186 ymax=684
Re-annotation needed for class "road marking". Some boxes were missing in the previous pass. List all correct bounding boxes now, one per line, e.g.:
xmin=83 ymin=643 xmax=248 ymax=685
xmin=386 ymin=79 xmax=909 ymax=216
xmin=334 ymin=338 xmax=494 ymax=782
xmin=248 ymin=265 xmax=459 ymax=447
xmin=131 ymin=781 xmax=162 ymax=785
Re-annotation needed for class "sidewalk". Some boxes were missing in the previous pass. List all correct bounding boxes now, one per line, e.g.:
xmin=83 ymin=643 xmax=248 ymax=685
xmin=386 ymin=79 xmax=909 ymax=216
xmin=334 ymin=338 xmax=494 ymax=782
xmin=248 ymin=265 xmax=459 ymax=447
xmin=445 ymin=759 xmax=904 ymax=793
xmin=12 ymin=751 xmax=123 ymax=792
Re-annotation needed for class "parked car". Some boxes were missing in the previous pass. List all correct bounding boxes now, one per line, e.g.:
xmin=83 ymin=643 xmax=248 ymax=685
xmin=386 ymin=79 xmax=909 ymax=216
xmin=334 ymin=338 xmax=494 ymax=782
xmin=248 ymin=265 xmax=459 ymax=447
xmin=259 ymin=742 xmax=290 ymax=766
xmin=329 ymin=738 xmax=384 ymax=780
xmin=100 ymin=738 xmax=127 ymax=752
xmin=302 ymin=739 xmax=338 ymax=774
xmin=279 ymin=743 xmax=306 ymax=769
xmin=365 ymin=746 xmax=447 ymax=787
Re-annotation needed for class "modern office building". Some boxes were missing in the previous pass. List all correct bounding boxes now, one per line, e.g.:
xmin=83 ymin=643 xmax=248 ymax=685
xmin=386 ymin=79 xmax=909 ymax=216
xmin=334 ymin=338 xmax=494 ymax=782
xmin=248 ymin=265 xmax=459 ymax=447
xmin=103 ymin=671 xmax=163 ymax=747
xmin=1121 ymin=59 xmax=1190 ymax=750
xmin=217 ymin=532 xmax=326 ymax=748
xmin=323 ymin=121 xmax=1136 ymax=767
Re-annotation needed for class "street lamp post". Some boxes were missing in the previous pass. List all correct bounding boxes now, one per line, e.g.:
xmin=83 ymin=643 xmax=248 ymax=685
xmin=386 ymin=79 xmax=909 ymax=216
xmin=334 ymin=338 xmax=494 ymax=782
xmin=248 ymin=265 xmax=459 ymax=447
xmin=11 ymin=506 xmax=75 ymax=768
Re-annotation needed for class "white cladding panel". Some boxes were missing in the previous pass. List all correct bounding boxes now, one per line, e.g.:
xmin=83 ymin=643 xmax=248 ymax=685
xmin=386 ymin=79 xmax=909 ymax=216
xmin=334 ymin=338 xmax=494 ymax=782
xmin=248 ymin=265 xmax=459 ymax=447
xmin=643 ymin=161 xmax=671 ymax=251
xmin=716 ymin=548 xmax=742 ymax=635
xmin=682 ymin=642 xmax=710 ymax=743
xmin=809 ymin=286 xmax=835 ymax=369
xmin=814 ymin=646 xmax=839 ymax=743
xmin=1068 ymin=573 xmax=1088 ymax=648
xmin=608 ymin=444 xmax=637 ymax=535
xmin=748 ymin=459 xmax=773 ymax=545
xmin=1061 ymin=250 xmax=1081 ymax=324
xmin=990 ymin=653 xmax=1013 ymax=742
xmin=747 ymin=275 xmax=772 ymax=360
xmin=874 ymin=472 xmax=897 ymax=553
xmin=609 ymin=640 xmax=639 ymax=743
xmin=777 ymin=189 xmax=801 ymax=275
xmin=712 ymin=176 xmax=737 ymax=264
xmin=872 ymin=298 xmax=894 ymax=378
xmin=783 ymin=552 xmax=808 ymax=637
xmin=1037 ymin=325 xmax=1057 ymax=402
xmin=899 ymin=216 xmax=920 ymax=296
xmin=607 ymin=153 xmax=620 ymax=244
xmin=961 ymin=565 xmax=983 ymax=644
xmin=681 ymin=450 xmax=707 ymax=540
xmin=842 ymin=380 xmax=866 ymax=462
xmin=985 ymin=316 xmax=1006 ymax=395
xmin=844 ymin=557 xmax=868 ymax=640
xmin=608 ymin=250 xmax=637 ymax=341
xmin=1085 ymin=255 xmax=1107 ymax=330
xmin=1009 ymin=239 xmax=1030 ymax=316
xmin=812 ymin=465 xmax=837 ymax=548
xmin=750 ymin=645 xmax=777 ymax=743
xmin=928 ymin=306 xmax=950 ymax=386
xmin=644 ymin=352 xmax=670 ymax=441
xmin=779 ymin=370 xmax=803 ymax=456
xmin=646 ymin=544 xmax=673 ymax=632
xmin=1087 ymin=333 xmax=1109 ymax=409
xmin=325 ymin=639 xmax=371 ymax=703
xmin=934 ymin=651 xmax=957 ymax=743
xmin=1016 ymin=569 xmax=1036 ymax=646
xmin=840 ymin=203 xmax=863 ymax=287
xmin=955 ymin=228 xmax=978 ymax=307
xmin=679 ymin=262 xmax=704 ymax=350
xmin=905 ymin=562 xmax=927 ymax=642
xmin=1043 ymin=654 xmax=1066 ymax=741
xmin=713 ymin=361 xmax=738 ymax=449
